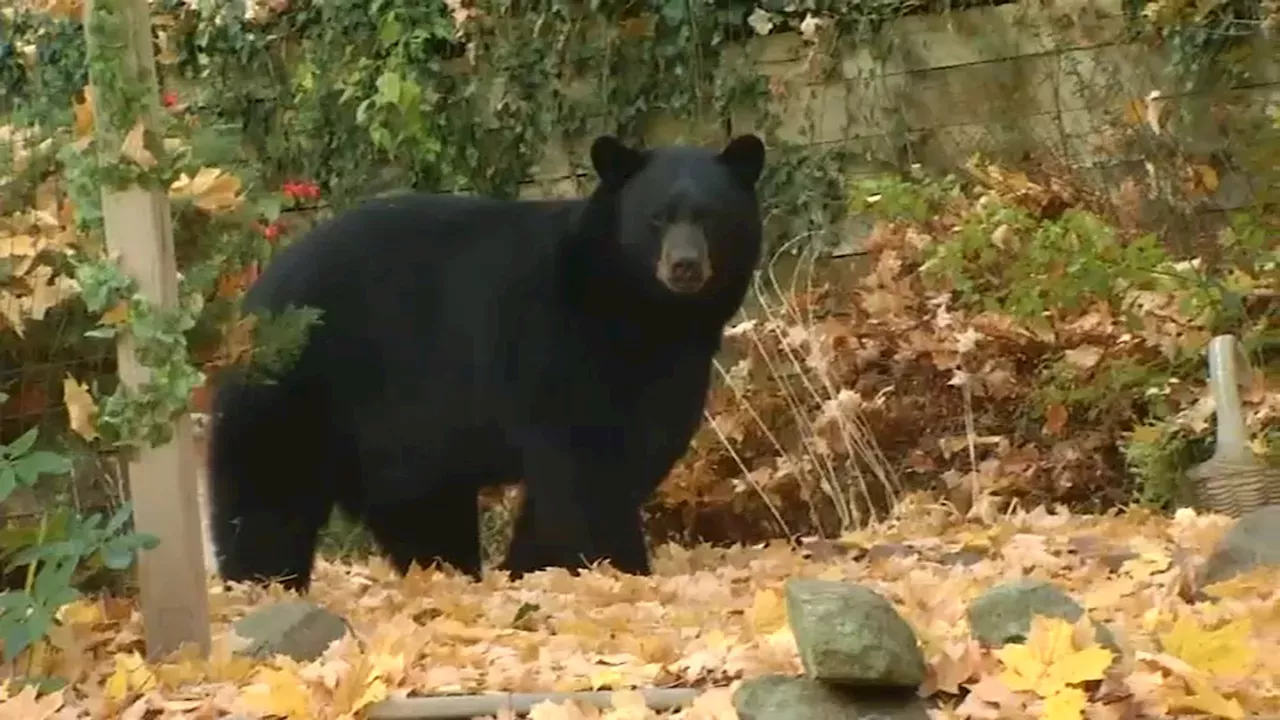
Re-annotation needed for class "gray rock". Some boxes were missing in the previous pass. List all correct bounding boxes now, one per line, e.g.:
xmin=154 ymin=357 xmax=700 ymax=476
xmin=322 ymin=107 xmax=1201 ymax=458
xmin=1066 ymin=534 xmax=1139 ymax=572
xmin=1100 ymin=550 xmax=1141 ymax=573
xmin=939 ymin=548 xmax=986 ymax=567
xmin=967 ymin=579 xmax=1118 ymax=652
xmin=784 ymin=579 xmax=926 ymax=688
xmin=734 ymin=675 xmax=931 ymax=720
xmin=863 ymin=543 xmax=916 ymax=563
xmin=1200 ymin=505 xmax=1280 ymax=588
xmin=228 ymin=599 xmax=348 ymax=662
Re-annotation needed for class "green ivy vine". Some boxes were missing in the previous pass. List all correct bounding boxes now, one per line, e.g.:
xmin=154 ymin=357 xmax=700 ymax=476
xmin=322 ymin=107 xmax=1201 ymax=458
xmin=2 ymin=0 xmax=1274 ymax=461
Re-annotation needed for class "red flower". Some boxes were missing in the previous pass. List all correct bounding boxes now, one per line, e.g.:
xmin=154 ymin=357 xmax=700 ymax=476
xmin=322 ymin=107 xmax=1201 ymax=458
xmin=161 ymin=91 xmax=179 ymax=108
xmin=257 ymin=221 xmax=283 ymax=243
xmin=282 ymin=180 xmax=321 ymax=202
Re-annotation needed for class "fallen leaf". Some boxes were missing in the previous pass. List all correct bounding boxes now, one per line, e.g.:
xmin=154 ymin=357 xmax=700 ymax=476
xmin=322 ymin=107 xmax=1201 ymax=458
xmin=1043 ymin=404 xmax=1069 ymax=436
xmin=1159 ymin=615 xmax=1255 ymax=678
xmin=1062 ymin=345 xmax=1103 ymax=371
xmin=996 ymin=616 xmax=1113 ymax=697
xmin=119 ymin=120 xmax=158 ymax=168
xmin=63 ymin=375 xmax=99 ymax=441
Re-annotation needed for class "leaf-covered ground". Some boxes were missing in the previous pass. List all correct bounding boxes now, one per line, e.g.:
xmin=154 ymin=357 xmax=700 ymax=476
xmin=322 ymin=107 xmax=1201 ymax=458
xmin=3 ymin=498 xmax=1277 ymax=719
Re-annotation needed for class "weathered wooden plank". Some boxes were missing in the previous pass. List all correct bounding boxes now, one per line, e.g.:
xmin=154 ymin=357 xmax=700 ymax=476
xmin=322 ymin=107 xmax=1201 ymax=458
xmin=84 ymin=0 xmax=211 ymax=660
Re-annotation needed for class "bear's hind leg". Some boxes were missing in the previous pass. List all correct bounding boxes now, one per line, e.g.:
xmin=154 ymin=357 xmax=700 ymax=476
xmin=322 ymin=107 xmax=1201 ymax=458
xmin=501 ymin=492 xmax=649 ymax=578
xmin=502 ymin=435 xmax=651 ymax=578
xmin=359 ymin=481 xmax=482 ymax=579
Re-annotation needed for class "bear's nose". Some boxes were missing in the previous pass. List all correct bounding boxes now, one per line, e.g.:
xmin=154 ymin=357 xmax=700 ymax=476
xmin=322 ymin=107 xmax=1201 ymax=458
xmin=669 ymin=258 xmax=704 ymax=284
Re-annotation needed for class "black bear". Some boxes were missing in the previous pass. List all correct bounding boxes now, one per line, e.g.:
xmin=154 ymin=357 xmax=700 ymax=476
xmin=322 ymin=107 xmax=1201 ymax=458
xmin=206 ymin=133 xmax=766 ymax=591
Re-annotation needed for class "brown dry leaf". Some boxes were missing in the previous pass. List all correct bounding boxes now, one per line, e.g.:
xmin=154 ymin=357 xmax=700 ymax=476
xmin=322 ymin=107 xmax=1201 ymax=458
xmin=0 ymin=684 xmax=64 ymax=720
xmin=1193 ymin=164 xmax=1220 ymax=193
xmin=960 ymin=673 xmax=1027 ymax=718
xmin=0 ymin=234 xmax=40 ymax=259
xmin=604 ymin=690 xmax=654 ymax=720
xmin=927 ymin=640 xmax=984 ymax=694
xmin=25 ymin=264 xmax=80 ymax=321
xmin=530 ymin=699 xmax=600 ymax=720
xmin=1043 ymin=404 xmax=1069 ymax=436
xmin=39 ymin=0 xmax=83 ymax=20
xmin=0 ymin=291 xmax=25 ymax=336
xmin=73 ymin=85 xmax=95 ymax=139
xmin=1062 ymin=345 xmax=1103 ymax=372
xmin=675 ymin=687 xmax=738 ymax=720
xmin=119 ymin=120 xmax=158 ymax=169
xmin=100 ymin=299 xmax=130 ymax=326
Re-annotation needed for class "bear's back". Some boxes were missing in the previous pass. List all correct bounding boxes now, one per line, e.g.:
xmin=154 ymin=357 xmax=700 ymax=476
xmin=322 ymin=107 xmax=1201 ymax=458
xmin=245 ymin=193 xmax=584 ymax=316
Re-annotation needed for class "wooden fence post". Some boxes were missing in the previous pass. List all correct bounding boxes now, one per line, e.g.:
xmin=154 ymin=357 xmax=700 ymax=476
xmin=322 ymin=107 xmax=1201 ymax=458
xmin=83 ymin=0 xmax=211 ymax=659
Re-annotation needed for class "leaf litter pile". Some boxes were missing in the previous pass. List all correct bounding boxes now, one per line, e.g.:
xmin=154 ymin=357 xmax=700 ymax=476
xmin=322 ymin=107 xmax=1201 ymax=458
xmin=2 ymin=499 xmax=1277 ymax=719
xmin=652 ymin=161 xmax=1277 ymax=542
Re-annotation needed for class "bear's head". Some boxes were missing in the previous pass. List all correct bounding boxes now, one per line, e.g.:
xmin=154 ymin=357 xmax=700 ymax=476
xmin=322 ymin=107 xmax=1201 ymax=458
xmin=583 ymin=134 xmax=766 ymax=311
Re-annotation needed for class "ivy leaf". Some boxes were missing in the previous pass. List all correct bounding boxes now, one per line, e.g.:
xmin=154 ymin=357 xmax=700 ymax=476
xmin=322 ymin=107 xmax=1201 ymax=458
xmin=32 ymin=556 xmax=81 ymax=609
xmin=4 ymin=427 xmax=40 ymax=458
xmin=12 ymin=451 xmax=72 ymax=486
xmin=0 ymin=468 xmax=17 ymax=502
xmin=375 ymin=71 xmax=403 ymax=107
xmin=0 ymin=592 xmax=38 ymax=663
xmin=100 ymin=537 xmax=142 ymax=570
xmin=102 ymin=502 xmax=136 ymax=536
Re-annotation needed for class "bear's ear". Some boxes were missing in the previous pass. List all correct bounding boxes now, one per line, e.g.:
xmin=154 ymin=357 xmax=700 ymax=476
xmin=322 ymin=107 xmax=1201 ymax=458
xmin=718 ymin=134 xmax=766 ymax=188
xmin=590 ymin=135 xmax=645 ymax=184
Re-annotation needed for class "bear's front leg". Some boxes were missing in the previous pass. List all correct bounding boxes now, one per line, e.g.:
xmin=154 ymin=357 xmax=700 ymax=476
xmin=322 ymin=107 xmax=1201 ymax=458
xmin=503 ymin=430 xmax=650 ymax=577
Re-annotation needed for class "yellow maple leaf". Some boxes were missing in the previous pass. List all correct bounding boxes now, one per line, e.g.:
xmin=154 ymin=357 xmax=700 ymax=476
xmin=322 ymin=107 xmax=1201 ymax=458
xmin=1159 ymin=615 xmax=1256 ymax=677
xmin=995 ymin=616 xmax=1113 ymax=697
xmin=588 ymin=665 xmax=627 ymax=690
xmin=1042 ymin=686 xmax=1087 ymax=720
xmin=55 ymin=598 xmax=102 ymax=626
xmin=62 ymin=375 xmax=99 ymax=441
xmin=349 ymin=677 xmax=388 ymax=714
xmin=169 ymin=167 xmax=244 ymax=214
xmin=748 ymin=588 xmax=787 ymax=635
xmin=1168 ymin=673 xmax=1245 ymax=719
xmin=203 ymin=643 xmax=257 ymax=684
xmin=238 ymin=666 xmax=312 ymax=720
xmin=104 ymin=651 xmax=158 ymax=703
